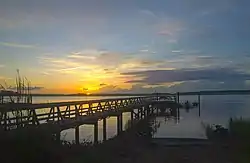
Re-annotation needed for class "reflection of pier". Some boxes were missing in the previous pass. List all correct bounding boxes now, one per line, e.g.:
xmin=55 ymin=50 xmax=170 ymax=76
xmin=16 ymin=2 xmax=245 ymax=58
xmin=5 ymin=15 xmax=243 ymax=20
xmin=0 ymin=96 xmax=177 ymax=143
xmin=152 ymin=101 xmax=181 ymax=125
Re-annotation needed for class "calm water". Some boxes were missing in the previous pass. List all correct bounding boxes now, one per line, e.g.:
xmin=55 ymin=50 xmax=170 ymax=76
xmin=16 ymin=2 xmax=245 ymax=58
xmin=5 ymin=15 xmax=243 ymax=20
xmin=32 ymin=96 xmax=133 ymax=104
xmin=154 ymin=95 xmax=250 ymax=139
xmin=32 ymin=95 xmax=250 ymax=142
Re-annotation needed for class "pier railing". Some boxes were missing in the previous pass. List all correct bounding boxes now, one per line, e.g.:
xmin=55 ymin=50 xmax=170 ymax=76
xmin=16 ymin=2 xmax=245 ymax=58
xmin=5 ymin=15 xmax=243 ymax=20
xmin=0 ymin=96 xmax=160 ymax=130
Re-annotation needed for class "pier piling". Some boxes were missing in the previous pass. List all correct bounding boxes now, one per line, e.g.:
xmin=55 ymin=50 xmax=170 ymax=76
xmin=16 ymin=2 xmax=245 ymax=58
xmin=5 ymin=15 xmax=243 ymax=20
xmin=94 ymin=122 xmax=98 ymax=144
xmin=103 ymin=118 xmax=107 ymax=141
xmin=198 ymin=94 xmax=201 ymax=117
xmin=117 ymin=114 xmax=123 ymax=134
xmin=75 ymin=126 xmax=79 ymax=144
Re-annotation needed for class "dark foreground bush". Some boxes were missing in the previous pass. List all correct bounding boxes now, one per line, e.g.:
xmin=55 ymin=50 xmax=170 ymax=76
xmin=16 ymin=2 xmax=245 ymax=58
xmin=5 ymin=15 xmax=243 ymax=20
xmin=205 ymin=118 xmax=250 ymax=163
xmin=0 ymin=126 xmax=62 ymax=163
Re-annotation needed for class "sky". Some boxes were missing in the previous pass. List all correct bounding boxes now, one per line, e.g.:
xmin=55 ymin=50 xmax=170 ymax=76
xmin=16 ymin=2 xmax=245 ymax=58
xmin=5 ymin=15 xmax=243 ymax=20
xmin=1 ymin=0 xmax=250 ymax=94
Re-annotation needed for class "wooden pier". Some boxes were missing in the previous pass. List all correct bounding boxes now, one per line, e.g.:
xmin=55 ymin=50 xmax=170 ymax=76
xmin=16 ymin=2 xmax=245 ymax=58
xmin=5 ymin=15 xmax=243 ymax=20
xmin=0 ymin=95 xmax=177 ymax=143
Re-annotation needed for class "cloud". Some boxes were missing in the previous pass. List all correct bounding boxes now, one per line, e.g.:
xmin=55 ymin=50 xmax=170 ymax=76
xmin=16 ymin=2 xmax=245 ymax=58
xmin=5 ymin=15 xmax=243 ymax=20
xmin=82 ymin=88 xmax=88 ymax=91
xmin=139 ymin=49 xmax=149 ymax=53
xmin=39 ymin=49 xmax=167 ymax=76
xmin=0 ymin=76 xmax=12 ymax=81
xmin=168 ymin=39 xmax=178 ymax=43
xmin=8 ymin=86 xmax=44 ymax=90
xmin=122 ymin=68 xmax=250 ymax=85
xmin=0 ymin=42 xmax=36 ymax=49
xmin=0 ymin=76 xmax=6 ymax=80
xmin=156 ymin=20 xmax=186 ymax=44
xmin=41 ymin=72 xmax=50 ymax=76
xmin=97 ymin=83 xmax=181 ymax=94
xmin=171 ymin=50 xmax=183 ymax=53
xmin=118 ymin=59 xmax=166 ymax=72
xmin=100 ymin=83 xmax=107 ymax=86
xmin=68 ymin=53 xmax=96 ymax=60
xmin=138 ymin=9 xmax=157 ymax=18
xmin=194 ymin=56 xmax=217 ymax=64
xmin=0 ymin=65 xmax=5 ymax=68
xmin=157 ymin=21 xmax=185 ymax=36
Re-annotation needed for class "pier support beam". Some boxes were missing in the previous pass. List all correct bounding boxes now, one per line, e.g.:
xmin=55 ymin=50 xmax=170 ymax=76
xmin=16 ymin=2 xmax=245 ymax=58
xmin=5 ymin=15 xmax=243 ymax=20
xmin=75 ymin=126 xmax=79 ymax=144
xmin=143 ymin=107 xmax=146 ymax=117
xmin=117 ymin=114 xmax=123 ymax=135
xmin=146 ymin=106 xmax=150 ymax=116
xmin=103 ymin=118 xmax=107 ymax=141
xmin=130 ymin=111 xmax=134 ymax=126
xmin=177 ymin=92 xmax=180 ymax=103
xmin=177 ymin=108 xmax=180 ymax=122
xmin=120 ymin=114 xmax=123 ymax=132
xmin=94 ymin=122 xmax=98 ymax=144
xmin=198 ymin=94 xmax=201 ymax=117
xmin=140 ymin=108 xmax=143 ymax=119
xmin=139 ymin=108 xmax=142 ymax=119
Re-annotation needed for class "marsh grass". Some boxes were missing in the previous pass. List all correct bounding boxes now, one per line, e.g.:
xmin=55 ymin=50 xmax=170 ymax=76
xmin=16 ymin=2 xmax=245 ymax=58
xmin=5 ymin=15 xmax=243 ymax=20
xmin=204 ymin=118 xmax=250 ymax=163
xmin=229 ymin=118 xmax=250 ymax=140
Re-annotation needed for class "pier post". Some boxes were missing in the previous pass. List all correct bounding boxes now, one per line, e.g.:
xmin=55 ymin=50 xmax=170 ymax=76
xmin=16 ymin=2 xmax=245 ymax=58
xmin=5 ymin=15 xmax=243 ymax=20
xmin=94 ymin=122 xmax=98 ymax=144
xmin=137 ymin=108 xmax=140 ymax=119
xmin=198 ymin=94 xmax=201 ymax=117
xmin=117 ymin=114 xmax=123 ymax=134
xmin=140 ymin=108 xmax=143 ymax=119
xmin=177 ymin=92 xmax=180 ymax=121
xmin=141 ymin=107 xmax=144 ymax=119
xmin=144 ymin=107 xmax=147 ymax=117
xmin=103 ymin=118 xmax=107 ymax=141
xmin=75 ymin=105 xmax=79 ymax=120
xmin=120 ymin=114 xmax=123 ymax=132
xmin=177 ymin=92 xmax=180 ymax=104
xmin=146 ymin=106 xmax=150 ymax=116
xmin=75 ymin=126 xmax=80 ymax=144
xmin=0 ymin=95 xmax=3 ymax=104
xmin=130 ymin=111 xmax=134 ymax=125
xmin=3 ymin=112 xmax=7 ymax=131
xmin=177 ymin=107 xmax=180 ymax=122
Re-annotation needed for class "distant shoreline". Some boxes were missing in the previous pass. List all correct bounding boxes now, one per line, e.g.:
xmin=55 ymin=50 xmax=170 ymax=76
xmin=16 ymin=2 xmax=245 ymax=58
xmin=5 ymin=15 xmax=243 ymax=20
xmin=30 ymin=93 xmax=153 ymax=96
xmin=1 ymin=89 xmax=250 ymax=97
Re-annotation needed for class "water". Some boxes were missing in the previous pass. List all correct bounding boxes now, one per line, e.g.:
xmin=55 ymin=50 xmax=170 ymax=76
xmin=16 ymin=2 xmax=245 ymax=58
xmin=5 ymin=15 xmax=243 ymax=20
xmin=32 ymin=96 xmax=133 ymax=103
xmin=153 ymin=110 xmax=207 ymax=139
xmin=61 ymin=112 xmax=131 ymax=143
xmin=32 ymin=95 xmax=250 ymax=142
xmin=153 ymin=95 xmax=250 ymax=139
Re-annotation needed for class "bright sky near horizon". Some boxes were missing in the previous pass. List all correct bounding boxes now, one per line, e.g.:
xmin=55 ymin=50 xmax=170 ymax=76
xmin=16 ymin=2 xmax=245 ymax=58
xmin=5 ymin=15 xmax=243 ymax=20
xmin=1 ymin=0 xmax=250 ymax=94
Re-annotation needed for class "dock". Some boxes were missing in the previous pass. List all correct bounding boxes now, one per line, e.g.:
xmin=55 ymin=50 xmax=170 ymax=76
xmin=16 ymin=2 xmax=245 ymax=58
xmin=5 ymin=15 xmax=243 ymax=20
xmin=0 ymin=95 xmax=178 ymax=143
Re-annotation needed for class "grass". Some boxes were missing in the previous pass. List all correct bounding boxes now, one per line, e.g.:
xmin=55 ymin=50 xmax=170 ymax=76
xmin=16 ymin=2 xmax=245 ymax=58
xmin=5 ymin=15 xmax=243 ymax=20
xmin=229 ymin=118 xmax=250 ymax=163
xmin=204 ymin=118 xmax=250 ymax=163
xmin=229 ymin=118 xmax=250 ymax=140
